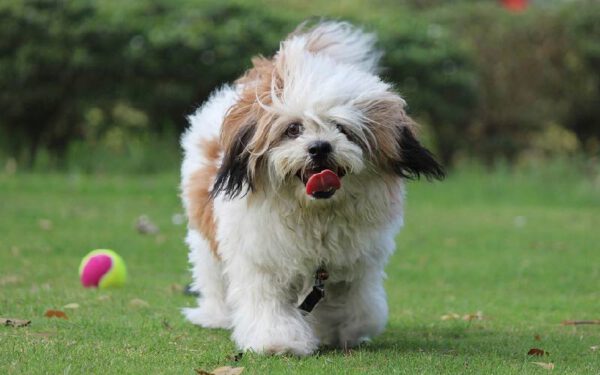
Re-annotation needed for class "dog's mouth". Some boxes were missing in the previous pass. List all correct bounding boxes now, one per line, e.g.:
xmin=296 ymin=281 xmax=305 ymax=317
xmin=297 ymin=166 xmax=345 ymax=199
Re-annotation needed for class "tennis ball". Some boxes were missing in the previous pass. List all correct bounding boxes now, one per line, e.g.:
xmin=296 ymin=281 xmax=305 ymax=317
xmin=79 ymin=249 xmax=127 ymax=288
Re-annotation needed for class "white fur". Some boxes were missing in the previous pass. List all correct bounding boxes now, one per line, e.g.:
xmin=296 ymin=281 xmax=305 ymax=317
xmin=180 ymin=85 xmax=238 ymax=211
xmin=181 ymin=22 xmax=407 ymax=356
xmin=290 ymin=21 xmax=382 ymax=74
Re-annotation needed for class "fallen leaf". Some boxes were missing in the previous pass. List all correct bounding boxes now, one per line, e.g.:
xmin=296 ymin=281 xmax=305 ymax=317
xmin=441 ymin=313 xmax=460 ymax=321
xmin=162 ymin=319 xmax=172 ymax=331
xmin=0 ymin=275 xmax=21 ymax=286
xmin=63 ymin=303 xmax=80 ymax=309
xmin=136 ymin=215 xmax=159 ymax=235
xmin=528 ymin=348 xmax=549 ymax=356
xmin=44 ymin=310 xmax=68 ymax=319
xmin=1 ymin=318 xmax=31 ymax=327
xmin=195 ymin=367 xmax=244 ymax=375
xmin=170 ymin=283 xmax=184 ymax=294
xmin=213 ymin=367 xmax=244 ymax=375
xmin=534 ymin=334 xmax=542 ymax=341
xmin=531 ymin=362 xmax=555 ymax=370
xmin=97 ymin=295 xmax=111 ymax=301
xmin=462 ymin=311 xmax=484 ymax=321
xmin=591 ymin=345 xmax=599 ymax=352
xmin=129 ymin=298 xmax=149 ymax=308
xmin=38 ymin=219 xmax=53 ymax=231
xmin=561 ymin=320 xmax=600 ymax=325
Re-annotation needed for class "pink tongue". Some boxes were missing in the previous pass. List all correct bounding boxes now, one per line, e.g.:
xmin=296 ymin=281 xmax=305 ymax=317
xmin=305 ymin=169 xmax=341 ymax=196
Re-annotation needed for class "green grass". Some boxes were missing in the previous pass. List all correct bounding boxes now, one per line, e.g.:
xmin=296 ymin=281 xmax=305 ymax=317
xmin=1 ymin=165 xmax=599 ymax=374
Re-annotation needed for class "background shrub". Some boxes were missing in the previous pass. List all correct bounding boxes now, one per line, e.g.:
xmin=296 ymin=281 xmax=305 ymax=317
xmin=0 ymin=0 xmax=295 ymax=168
xmin=0 ymin=0 xmax=598 ymax=172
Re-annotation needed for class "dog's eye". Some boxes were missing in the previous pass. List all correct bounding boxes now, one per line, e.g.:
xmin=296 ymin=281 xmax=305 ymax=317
xmin=286 ymin=122 xmax=303 ymax=138
xmin=335 ymin=122 xmax=348 ymax=136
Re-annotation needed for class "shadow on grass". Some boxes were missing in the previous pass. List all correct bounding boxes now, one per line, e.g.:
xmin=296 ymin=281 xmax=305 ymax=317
xmin=317 ymin=323 xmax=528 ymax=360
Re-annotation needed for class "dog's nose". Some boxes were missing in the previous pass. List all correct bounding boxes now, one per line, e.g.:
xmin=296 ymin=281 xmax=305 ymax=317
xmin=308 ymin=141 xmax=332 ymax=159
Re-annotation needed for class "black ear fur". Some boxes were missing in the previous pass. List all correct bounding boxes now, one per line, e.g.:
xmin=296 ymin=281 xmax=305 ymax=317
xmin=210 ymin=124 xmax=256 ymax=199
xmin=394 ymin=127 xmax=445 ymax=180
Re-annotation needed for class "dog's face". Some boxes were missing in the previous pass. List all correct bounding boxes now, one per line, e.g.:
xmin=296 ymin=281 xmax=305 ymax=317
xmin=211 ymin=35 xmax=444 ymax=203
xmin=266 ymin=112 xmax=365 ymax=200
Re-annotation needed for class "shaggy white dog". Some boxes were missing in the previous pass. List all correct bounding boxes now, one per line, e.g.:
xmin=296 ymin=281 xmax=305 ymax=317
xmin=180 ymin=21 xmax=444 ymax=355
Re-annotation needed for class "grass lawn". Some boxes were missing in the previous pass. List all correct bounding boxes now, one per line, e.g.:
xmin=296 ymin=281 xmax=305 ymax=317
xmin=1 ymin=164 xmax=599 ymax=374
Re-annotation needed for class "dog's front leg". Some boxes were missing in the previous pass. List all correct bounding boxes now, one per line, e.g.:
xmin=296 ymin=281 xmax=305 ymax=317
xmin=337 ymin=268 xmax=388 ymax=348
xmin=226 ymin=263 xmax=319 ymax=356
xmin=314 ymin=267 xmax=388 ymax=349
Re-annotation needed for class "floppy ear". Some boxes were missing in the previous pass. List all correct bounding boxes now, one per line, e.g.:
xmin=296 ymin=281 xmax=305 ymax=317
xmin=359 ymin=93 xmax=445 ymax=181
xmin=211 ymin=116 xmax=257 ymax=200
xmin=393 ymin=125 xmax=445 ymax=181
xmin=211 ymin=56 xmax=283 ymax=199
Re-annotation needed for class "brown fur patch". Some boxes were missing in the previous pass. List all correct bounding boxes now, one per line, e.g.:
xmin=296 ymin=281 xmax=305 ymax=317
xmin=359 ymin=94 xmax=418 ymax=169
xmin=185 ymin=137 xmax=221 ymax=257
xmin=220 ymin=56 xmax=283 ymax=184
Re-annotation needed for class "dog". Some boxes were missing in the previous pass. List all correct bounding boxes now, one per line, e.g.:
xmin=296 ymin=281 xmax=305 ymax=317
xmin=180 ymin=21 xmax=444 ymax=356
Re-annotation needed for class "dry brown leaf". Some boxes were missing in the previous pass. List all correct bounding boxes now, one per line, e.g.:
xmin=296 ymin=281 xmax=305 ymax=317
xmin=534 ymin=334 xmax=542 ymax=341
xmin=0 ymin=275 xmax=21 ymax=286
xmin=11 ymin=246 xmax=21 ymax=257
xmin=462 ymin=311 xmax=484 ymax=321
xmin=591 ymin=345 xmax=599 ymax=352
xmin=213 ymin=367 xmax=244 ymax=375
xmin=528 ymin=348 xmax=548 ymax=356
xmin=38 ymin=219 xmax=53 ymax=230
xmin=1 ymin=318 xmax=31 ymax=327
xmin=561 ymin=320 xmax=600 ymax=325
xmin=532 ymin=362 xmax=555 ymax=370
xmin=44 ymin=309 xmax=68 ymax=319
xmin=129 ymin=298 xmax=150 ymax=308
xmin=63 ymin=303 xmax=80 ymax=309
xmin=136 ymin=215 xmax=159 ymax=235
xmin=195 ymin=367 xmax=244 ymax=375
xmin=441 ymin=313 xmax=460 ymax=321
xmin=170 ymin=283 xmax=184 ymax=294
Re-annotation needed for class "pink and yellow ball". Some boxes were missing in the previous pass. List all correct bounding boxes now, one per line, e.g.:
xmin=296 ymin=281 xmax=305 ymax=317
xmin=79 ymin=249 xmax=127 ymax=288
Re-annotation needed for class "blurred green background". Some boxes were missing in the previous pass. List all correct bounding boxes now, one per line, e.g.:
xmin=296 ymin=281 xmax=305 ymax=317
xmin=2 ymin=2 xmax=600 ymax=372
xmin=1 ymin=0 xmax=599 ymax=173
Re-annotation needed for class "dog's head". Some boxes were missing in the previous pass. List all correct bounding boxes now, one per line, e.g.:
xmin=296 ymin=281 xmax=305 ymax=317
xmin=211 ymin=22 xmax=444 ymax=202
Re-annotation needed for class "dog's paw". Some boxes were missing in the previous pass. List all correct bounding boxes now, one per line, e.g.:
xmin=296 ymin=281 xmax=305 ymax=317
xmin=337 ymin=334 xmax=371 ymax=349
xmin=235 ymin=322 xmax=318 ymax=356
xmin=182 ymin=300 xmax=231 ymax=329
xmin=337 ymin=320 xmax=383 ymax=349
xmin=247 ymin=337 xmax=318 ymax=356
